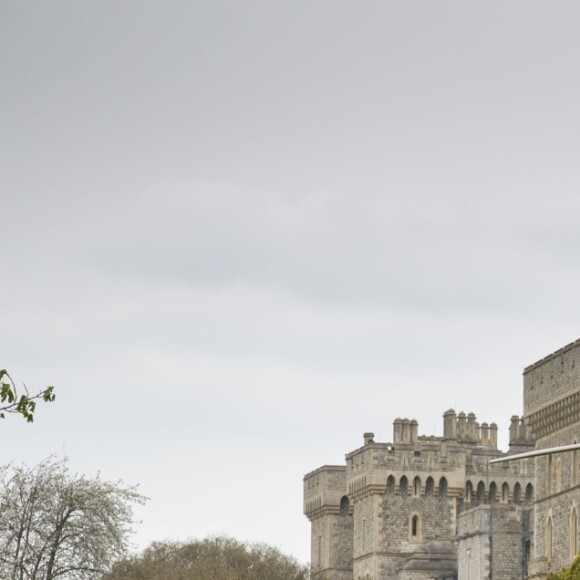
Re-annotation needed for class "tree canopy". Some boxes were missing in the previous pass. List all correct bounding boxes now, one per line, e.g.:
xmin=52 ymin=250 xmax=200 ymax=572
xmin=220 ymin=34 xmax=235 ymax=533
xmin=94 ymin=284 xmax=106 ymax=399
xmin=101 ymin=536 xmax=310 ymax=580
xmin=548 ymin=555 xmax=580 ymax=580
xmin=0 ymin=456 xmax=146 ymax=579
xmin=0 ymin=369 xmax=55 ymax=422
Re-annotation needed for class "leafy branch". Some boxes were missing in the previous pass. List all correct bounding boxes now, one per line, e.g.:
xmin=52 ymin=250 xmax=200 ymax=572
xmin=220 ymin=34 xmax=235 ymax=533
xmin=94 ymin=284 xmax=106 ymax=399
xmin=0 ymin=369 xmax=55 ymax=422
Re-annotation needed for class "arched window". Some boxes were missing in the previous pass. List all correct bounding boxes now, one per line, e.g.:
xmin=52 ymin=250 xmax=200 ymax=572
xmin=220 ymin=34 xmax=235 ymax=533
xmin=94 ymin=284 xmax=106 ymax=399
xmin=547 ymin=455 xmax=553 ymax=494
xmin=571 ymin=506 xmax=578 ymax=563
xmin=362 ymin=518 xmax=367 ymax=551
xmin=439 ymin=477 xmax=448 ymax=496
xmin=547 ymin=516 xmax=553 ymax=562
xmin=525 ymin=483 xmax=534 ymax=504
xmin=466 ymin=548 xmax=471 ymax=580
xmin=488 ymin=482 xmax=497 ymax=503
xmin=477 ymin=481 xmax=485 ymax=503
xmin=386 ymin=475 xmax=395 ymax=494
xmin=513 ymin=482 xmax=522 ymax=503
xmin=466 ymin=481 xmax=473 ymax=502
xmin=425 ymin=477 xmax=434 ymax=496
xmin=413 ymin=476 xmax=421 ymax=497
xmin=409 ymin=513 xmax=421 ymax=542
xmin=400 ymin=476 xmax=408 ymax=496
xmin=340 ymin=496 xmax=350 ymax=515
xmin=502 ymin=482 xmax=509 ymax=503
xmin=573 ymin=443 xmax=579 ymax=486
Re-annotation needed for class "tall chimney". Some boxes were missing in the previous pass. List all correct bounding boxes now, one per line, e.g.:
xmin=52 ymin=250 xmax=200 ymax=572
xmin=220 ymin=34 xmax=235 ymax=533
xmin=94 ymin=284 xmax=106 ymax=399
xmin=443 ymin=409 xmax=457 ymax=440
xmin=410 ymin=419 xmax=418 ymax=444
xmin=457 ymin=412 xmax=467 ymax=440
xmin=393 ymin=418 xmax=403 ymax=445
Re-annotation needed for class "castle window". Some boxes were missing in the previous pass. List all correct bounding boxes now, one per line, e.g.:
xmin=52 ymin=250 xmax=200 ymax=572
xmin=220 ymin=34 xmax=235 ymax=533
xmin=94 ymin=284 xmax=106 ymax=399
xmin=525 ymin=483 xmax=534 ymax=504
xmin=547 ymin=454 xmax=553 ymax=494
xmin=386 ymin=475 xmax=395 ymax=494
xmin=413 ymin=476 xmax=421 ymax=497
xmin=425 ymin=477 xmax=434 ymax=496
xmin=340 ymin=496 xmax=350 ymax=515
xmin=466 ymin=548 xmax=471 ymax=580
xmin=547 ymin=516 xmax=553 ymax=562
xmin=409 ymin=513 xmax=421 ymax=542
xmin=513 ymin=482 xmax=522 ymax=503
xmin=557 ymin=458 xmax=562 ymax=492
xmin=571 ymin=506 xmax=578 ymax=563
xmin=573 ymin=446 xmax=579 ymax=486
xmin=488 ymin=482 xmax=497 ymax=503
xmin=502 ymin=482 xmax=509 ymax=503
xmin=466 ymin=481 xmax=473 ymax=502
xmin=318 ymin=535 xmax=322 ymax=568
xmin=439 ymin=477 xmax=448 ymax=496
xmin=400 ymin=476 xmax=408 ymax=496
xmin=362 ymin=518 xmax=367 ymax=551
xmin=476 ymin=481 xmax=485 ymax=503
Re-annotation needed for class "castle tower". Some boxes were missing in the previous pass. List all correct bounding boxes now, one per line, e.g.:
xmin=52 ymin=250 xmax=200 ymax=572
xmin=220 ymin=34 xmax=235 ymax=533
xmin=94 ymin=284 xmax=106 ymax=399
xmin=304 ymin=408 xmax=536 ymax=580
xmin=304 ymin=464 xmax=355 ymax=579
xmin=524 ymin=339 xmax=580 ymax=579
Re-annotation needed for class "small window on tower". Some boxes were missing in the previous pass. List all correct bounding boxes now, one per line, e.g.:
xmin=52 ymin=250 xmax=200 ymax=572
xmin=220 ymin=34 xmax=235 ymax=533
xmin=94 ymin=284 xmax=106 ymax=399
xmin=409 ymin=514 xmax=421 ymax=542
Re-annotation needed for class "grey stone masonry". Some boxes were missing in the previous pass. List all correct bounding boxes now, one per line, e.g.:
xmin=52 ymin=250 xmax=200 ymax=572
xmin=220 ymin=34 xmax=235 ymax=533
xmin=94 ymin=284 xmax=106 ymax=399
xmin=524 ymin=339 xmax=580 ymax=580
xmin=304 ymin=338 xmax=580 ymax=579
xmin=305 ymin=408 xmax=535 ymax=580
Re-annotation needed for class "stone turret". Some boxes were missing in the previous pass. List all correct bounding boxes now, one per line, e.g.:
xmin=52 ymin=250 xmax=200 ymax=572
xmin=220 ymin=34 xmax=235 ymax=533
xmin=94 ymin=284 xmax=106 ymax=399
xmin=305 ymin=408 xmax=535 ymax=580
xmin=457 ymin=412 xmax=467 ymax=440
xmin=467 ymin=412 xmax=478 ymax=442
xmin=443 ymin=409 xmax=458 ymax=440
xmin=394 ymin=418 xmax=419 ymax=445
xmin=509 ymin=415 xmax=535 ymax=454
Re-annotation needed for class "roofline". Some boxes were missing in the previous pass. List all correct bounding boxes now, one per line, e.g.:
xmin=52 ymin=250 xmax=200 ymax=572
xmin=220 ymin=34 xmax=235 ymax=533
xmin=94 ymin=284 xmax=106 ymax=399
xmin=523 ymin=338 xmax=580 ymax=374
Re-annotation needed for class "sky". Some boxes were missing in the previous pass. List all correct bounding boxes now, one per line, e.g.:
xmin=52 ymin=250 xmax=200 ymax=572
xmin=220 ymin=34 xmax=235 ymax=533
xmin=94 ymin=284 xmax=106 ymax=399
xmin=2 ymin=0 xmax=580 ymax=565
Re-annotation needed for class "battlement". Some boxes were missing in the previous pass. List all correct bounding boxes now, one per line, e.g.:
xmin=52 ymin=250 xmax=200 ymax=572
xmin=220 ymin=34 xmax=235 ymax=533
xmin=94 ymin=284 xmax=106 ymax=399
xmin=523 ymin=338 xmax=580 ymax=374
xmin=304 ymin=410 xmax=537 ymax=580
xmin=303 ymin=338 xmax=580 ymax=580
xmin=524 ymin=339 xmax=580 ymax=431
xmin=303 ymin=465 xmax=347 ymax=520
xmin=441 ymin=409 xmax=498 ymax=448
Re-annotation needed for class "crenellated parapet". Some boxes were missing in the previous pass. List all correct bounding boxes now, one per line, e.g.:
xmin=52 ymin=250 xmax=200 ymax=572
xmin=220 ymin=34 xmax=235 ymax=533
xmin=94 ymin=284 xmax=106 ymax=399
xmin=304 ymin=406 xmax=539 ymax=580
xmin=442 ymin=408 xmax=498 ymax=448
xmin=302 ymin=338 xmax=580 ymax=580
xmin=509 ymin=414 xmax=535 ymax=453
xmin=303 ymin=465 xmax=348 ymax=520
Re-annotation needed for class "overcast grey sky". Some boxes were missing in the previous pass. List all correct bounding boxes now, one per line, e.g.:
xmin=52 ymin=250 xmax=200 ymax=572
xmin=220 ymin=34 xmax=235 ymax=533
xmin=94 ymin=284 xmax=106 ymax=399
xmin=2 ymin=0 xmax=580 ymax=563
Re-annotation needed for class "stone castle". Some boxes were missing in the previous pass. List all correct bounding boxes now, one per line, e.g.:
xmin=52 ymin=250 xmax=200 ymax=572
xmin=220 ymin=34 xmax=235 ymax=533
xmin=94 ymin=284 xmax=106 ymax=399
xmin=303 ymin=338 xmax=580 ymax=579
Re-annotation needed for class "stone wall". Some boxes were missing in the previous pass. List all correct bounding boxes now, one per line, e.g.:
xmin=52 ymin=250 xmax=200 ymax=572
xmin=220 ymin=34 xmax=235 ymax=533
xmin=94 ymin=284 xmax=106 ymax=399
xmin=524 ymin=339 xmax=580 ymax=420
xmin=529 ymin=421 xmax=580 ymax=577
xmin=457 ymin=504 xmax=532 ymax=580
xmin=303 ymin=333 xmax=580 ymax=580
xmin=523 ymin=339 xmax=580 ymax=579
xmin=305 ymin=465 xmax=353 ymax=578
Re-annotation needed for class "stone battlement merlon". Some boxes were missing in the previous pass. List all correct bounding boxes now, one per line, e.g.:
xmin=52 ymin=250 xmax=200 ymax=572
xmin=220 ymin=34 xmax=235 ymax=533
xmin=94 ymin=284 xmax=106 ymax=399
xmin=303 ymin=464 xmax=345 ymax=482
xmin=523 ymin=337 xmax=580 ymax=374
xmin=523 ymin=339 xmax=580 ymax=420
xmin=303 ymin=465 xmax=348 ymax=516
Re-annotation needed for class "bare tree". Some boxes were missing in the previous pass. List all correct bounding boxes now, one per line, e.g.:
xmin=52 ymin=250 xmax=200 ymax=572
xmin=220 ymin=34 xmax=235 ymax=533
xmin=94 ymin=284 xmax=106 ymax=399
xmin=0 ymin=457 xmax=146 ymax=579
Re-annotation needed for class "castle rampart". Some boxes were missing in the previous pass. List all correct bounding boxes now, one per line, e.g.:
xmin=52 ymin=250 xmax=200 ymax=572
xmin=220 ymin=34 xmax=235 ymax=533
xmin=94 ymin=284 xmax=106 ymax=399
xmin=304 ymin=338 xmax=580 ymax=579
xmin=305 ymin=410 xmax=535 ymax=580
